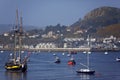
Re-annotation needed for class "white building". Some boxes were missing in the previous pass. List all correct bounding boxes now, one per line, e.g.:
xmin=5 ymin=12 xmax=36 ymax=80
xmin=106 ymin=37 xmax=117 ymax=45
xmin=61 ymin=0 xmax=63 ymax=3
xmin=28 ymin=34 xmax=39 ymax=38
xmin=63 ymin=43 xmax=67 ymax=48
xmin=35 ymin=43 xmax=57 ymax=49
xmin=64 ymin=38 xmax=84 ymax=42
xmin=103 ymin=35 xmax=116 ymax=43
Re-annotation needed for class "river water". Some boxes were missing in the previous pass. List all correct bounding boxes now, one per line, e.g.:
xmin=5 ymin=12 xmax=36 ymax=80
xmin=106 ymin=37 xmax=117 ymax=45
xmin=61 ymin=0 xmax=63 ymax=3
xmin=0 ymin=51 xmax=120 ymax=80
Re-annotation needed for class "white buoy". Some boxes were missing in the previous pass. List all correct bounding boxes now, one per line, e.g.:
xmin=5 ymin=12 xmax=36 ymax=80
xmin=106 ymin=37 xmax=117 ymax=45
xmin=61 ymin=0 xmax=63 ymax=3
xmin=83 ymin=51 xmax=87 ymax=54
xmin=88 ymin=51 xmax=91 ymax=54
xmin=53 ymin=53 xmax=56 ymax=56
xmin=62 ymin=53 xmax=65 ymax=55
xmin=104 ymin=52 xmax=108 ymax=55
xmin=67 ymin=54 xmax=71 ymax=57
xmin=10 ymin=53 xmax=13 ymax=56
xmin=0 ymin=50 xmax=4 ymax=53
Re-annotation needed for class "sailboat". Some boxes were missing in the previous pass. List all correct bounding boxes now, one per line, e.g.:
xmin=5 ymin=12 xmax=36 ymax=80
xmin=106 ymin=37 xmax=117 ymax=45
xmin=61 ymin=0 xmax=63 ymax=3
xmin=76 ymin=52 xmax=95 ymax=74
xmin=76 ymin=35 xmax=95 ymax=74
xmin=5 ymin=9 xmax=27 ymax=72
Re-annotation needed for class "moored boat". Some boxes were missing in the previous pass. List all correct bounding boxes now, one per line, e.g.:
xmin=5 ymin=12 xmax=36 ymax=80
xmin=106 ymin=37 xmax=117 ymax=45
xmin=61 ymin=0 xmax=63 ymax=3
xmin=68 ymin=56 xmax=76 ymax=65
xmin=5 ymin=9 xmax=28 ymax=72
xmin=54 ymin=56 xmax=61 ymax=63
xmin=5 ymin=60 xmax=27 ymax=72
xmin=116 ymin=57 xmax=120 ymax=62
xmin=76 ymin=35 xmax=95 ymax=74
xmin=76 ymin=52 xmax=95 ymax=74
xmin=76 ymin=69 xmax=95 ymax=74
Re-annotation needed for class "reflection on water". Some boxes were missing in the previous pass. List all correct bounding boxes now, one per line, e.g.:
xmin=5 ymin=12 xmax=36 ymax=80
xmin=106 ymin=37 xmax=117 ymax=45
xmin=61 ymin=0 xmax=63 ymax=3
xmin=5 ymin=71 xmax=27 ymax=80
xmin=77 ymin=73 xmax=94 ymax=80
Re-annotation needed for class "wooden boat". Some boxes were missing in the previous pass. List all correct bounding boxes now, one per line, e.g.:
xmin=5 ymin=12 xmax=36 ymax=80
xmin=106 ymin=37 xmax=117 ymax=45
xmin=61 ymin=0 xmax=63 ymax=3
xmin=5 ymin=9 xmax=28 ymax=72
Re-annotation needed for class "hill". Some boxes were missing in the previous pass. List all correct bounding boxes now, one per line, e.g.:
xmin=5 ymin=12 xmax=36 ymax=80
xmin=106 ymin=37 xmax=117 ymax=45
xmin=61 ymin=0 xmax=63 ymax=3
xmin=71 ymin=6 xmax=120 ymax=34
xmin=1 ymin=6 xmax=120 ymax=45
xmin=96 ymin=23 xmax=120 ymax=37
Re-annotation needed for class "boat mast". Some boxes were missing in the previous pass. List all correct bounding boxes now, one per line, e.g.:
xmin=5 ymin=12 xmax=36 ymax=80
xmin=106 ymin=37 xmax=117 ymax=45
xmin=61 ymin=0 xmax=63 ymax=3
xmin=87 ymin=35 xmax=90 ymax=69
xmin=87 ymin=52 xmax=89 ymax=69
xmin=18 ymin=12 xmax=23 ymax=61
xmin=13 ymin=9 xmax=19 ymax=63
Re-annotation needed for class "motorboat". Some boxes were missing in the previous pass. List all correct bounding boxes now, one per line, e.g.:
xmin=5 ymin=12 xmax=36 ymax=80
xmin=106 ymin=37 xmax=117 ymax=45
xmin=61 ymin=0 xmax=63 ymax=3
xmin=68 ymin=56 xmax=76 ymax=65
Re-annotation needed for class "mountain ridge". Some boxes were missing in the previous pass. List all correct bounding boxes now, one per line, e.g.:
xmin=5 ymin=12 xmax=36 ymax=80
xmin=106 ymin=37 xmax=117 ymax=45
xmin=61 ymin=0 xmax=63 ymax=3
xmin=71 ymin=6 xmax=120 ymax=34
xmin=1 ymin=6 xmax=120 ymax=37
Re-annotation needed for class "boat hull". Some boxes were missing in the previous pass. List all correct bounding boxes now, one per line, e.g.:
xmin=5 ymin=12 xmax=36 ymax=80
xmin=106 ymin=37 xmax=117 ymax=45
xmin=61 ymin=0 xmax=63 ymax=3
xmin=68 ymin=60 xmax=76 ymax=65
xmin=76 ymin=69 xmax=95 ymax=74
xmin=54 ymin=60 xmax=61 ymax=63
xmin=5 ymin=62 xmax=27 ymax=72
xmin=116 ymin=58 xmax=120 ymax=62
xmin=54 ymin=58 xmax=61 ymax=63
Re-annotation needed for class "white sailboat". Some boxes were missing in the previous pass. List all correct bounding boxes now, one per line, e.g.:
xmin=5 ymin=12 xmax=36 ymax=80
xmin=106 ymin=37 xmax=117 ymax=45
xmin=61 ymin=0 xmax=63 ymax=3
xmin=76 ymin=52 xmax=95 ymax=74
xmin=76 ymin=35 xmax=95 ymax=74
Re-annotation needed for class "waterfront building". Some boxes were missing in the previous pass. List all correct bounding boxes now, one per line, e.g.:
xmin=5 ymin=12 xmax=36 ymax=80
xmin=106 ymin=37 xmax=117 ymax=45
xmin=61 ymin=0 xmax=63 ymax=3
xmin=35 ymin=43 xmax=57 ymax=49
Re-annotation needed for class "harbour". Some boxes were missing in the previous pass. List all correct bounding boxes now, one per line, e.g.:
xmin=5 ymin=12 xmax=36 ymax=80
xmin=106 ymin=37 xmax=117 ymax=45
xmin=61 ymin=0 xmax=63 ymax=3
xmin=0 ymin=1 xmax=120 ymax=80
xmin=0 ymin=51 xmax=120 ymax=80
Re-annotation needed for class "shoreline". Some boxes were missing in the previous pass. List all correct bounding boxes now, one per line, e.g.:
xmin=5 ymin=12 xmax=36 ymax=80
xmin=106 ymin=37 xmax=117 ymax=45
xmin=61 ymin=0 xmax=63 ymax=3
xmin=0 ymin=48 xmax=120 ymax=52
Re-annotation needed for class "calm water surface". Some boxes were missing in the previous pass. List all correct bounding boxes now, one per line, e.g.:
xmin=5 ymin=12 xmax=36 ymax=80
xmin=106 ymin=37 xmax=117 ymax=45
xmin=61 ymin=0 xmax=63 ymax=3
xmin=0 ymin=51 xmax=120 ymax=80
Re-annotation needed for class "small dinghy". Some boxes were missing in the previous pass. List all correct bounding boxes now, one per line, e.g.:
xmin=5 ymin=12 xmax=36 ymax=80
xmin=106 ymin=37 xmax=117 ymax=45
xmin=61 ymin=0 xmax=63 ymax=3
xmin=68 ymin=56 xmax=76 ymax=65
xmin=116 ymin=57 xmax=120 ymax=62
xmin=54 ymin=56 xmax=61 ymax=63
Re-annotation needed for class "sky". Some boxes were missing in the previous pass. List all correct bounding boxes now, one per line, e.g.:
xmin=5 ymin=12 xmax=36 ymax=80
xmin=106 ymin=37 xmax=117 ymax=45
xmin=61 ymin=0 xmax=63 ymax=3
xmin=0 ymin=0 xmax=120 ymax=28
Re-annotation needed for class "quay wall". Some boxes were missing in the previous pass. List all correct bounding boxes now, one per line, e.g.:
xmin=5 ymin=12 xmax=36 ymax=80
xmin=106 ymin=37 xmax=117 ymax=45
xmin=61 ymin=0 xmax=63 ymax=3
xmin=0 ymin=48 xmax=120 ymax=52
xmin=0 ymin=48 xmax=90 ymax=52
xmin=29 ymin=48 xmax=91 ymax=52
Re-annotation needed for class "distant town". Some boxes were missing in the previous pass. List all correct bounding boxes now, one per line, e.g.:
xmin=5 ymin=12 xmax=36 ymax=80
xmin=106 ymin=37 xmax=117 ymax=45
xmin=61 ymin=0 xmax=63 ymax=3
xmin=0 ymin=30 xmax=120 ymax=52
